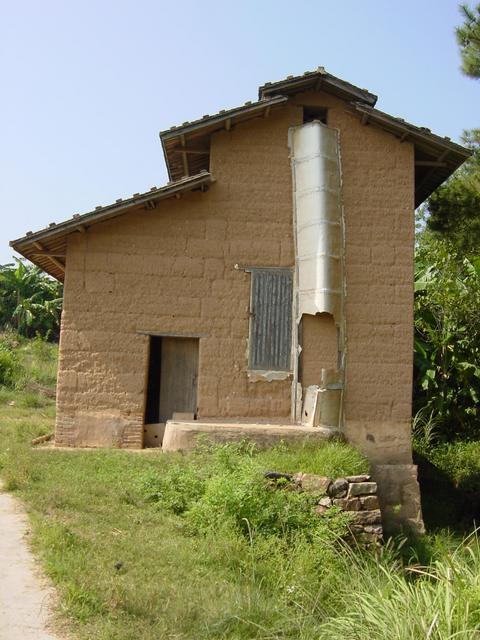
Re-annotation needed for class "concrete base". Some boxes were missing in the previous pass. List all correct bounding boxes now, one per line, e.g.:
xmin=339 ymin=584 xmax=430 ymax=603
xmin=373 ymin=463 xmax=425 ymax=536
xmin=162 ymin=420 xmax=341 ymax=452
xmin=143 ymin=423 xmax=165 ymax=448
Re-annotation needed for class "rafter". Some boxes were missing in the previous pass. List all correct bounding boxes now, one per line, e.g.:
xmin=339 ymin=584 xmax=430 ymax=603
xmin=31 ymin=251 xmax=66 ymax=258
xmin=32 ymin=241 xmax=65 ymax=273
xmin=171 ymin=146 xmax=210 ymax=155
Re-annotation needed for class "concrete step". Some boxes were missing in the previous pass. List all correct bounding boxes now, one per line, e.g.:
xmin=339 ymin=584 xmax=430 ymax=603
xmin=162 ymin=420 xmax=341 ymax=452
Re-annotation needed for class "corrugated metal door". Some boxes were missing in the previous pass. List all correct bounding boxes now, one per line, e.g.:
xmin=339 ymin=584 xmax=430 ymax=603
xmin=249 ymin=268 xmax=293 ymax=371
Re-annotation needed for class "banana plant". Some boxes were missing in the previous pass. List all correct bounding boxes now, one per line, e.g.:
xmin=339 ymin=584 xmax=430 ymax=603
xmin=0 ymin=258 xmax=63 ymax=339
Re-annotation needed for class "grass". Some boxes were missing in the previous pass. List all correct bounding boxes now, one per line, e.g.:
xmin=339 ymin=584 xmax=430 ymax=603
xmin=1 ymin=335 xmax=480 ymax=638
xmin=412 ymin=406 xmax=480 ymax=529
xmin=316 ymin=535 xmax=480 ymax=640
xmin=415 ymin=440 xmax=480 ymax=531
xmin=0 ymin=414 xmax=368 ymax=638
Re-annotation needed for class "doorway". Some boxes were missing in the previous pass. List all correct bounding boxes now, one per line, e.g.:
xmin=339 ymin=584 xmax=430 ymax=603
xmin=144 ymin=336 xmax=199 ymax=444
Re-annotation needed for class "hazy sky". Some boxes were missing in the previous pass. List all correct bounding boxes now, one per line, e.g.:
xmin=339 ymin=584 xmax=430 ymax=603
xmin=1 ymin=0 xmax=478 ymax=264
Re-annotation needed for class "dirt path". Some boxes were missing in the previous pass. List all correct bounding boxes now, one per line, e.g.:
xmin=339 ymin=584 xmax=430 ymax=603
xmin=0 ymin=485 xmax=64 ymax=640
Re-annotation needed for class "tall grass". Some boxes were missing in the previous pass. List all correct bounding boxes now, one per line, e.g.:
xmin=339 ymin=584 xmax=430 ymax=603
xmin=317 ymin=534 xmax=480 ymax=639
xmin=1 ymin=337 xmax=480 ymax=638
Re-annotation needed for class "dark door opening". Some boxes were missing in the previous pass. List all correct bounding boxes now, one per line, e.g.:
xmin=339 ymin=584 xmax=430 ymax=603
xmin=145 ymin=336 xmax=162 ymax=424
xmin=144 ymin=336 xmax=199 ymax=446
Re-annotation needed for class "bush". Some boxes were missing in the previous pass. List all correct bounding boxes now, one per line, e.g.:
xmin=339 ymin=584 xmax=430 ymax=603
xmin=18 ymin=337 xmax=58 ymax=389
xmin=186 ymin=469 xmax=350 ymax=539
xmin=0 ymin=334 xmax=58 ymax=392
xmin=0 ymin=342 xmax=20 ymax=387
xmin=414 ymin=235 xmax=480 ymax=439
xmin=415 ymin=439 xmax=480 ymax=530
xmin=138 ymin=441 xmax=364 ymax=540
xmin=141 ymin=463 xmax=207 ymax=515
xmin=20 ymin=392 xmax=51 ymax=409
xmin=425 ymin=441 xmax=480 ymax=494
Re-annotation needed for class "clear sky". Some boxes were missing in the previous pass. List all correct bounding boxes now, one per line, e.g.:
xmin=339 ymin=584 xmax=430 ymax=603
xmin=1 ymin=0 xmax=478 ymax=265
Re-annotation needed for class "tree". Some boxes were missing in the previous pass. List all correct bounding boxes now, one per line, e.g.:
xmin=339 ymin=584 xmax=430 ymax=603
xmin=413 ymin=4 xmax=480 ymax=438
xmin=456 ymin=3 xmax=480 ymax=78
xmin=425 ymin=5 xmax=480 ymax=251
xmin=0 ymin=259 xmax=63 ymax=340
xmin=414 ymin=233 xmax=480 ymax=438
xmin=427 ymin=129 xmax=480 ymax=255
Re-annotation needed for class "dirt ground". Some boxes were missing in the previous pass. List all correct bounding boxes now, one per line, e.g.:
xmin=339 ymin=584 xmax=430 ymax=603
xmin=0 ymin=484 xmax=64 ymax=640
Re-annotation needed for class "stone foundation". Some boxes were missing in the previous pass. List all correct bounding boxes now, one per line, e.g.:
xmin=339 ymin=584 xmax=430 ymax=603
xmin=268 ymin=471 xmax=383 ymax=545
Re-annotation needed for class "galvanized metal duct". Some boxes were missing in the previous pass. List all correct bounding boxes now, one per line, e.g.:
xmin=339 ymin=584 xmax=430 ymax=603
xmin=289 ymin=121 xmax=345 ymax=428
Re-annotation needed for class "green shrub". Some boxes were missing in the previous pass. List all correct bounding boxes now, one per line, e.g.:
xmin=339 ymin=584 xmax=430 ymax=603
xmin=186 ymin=469 xmax=350 ymax=538
xmin=414 ymin=235 xmax=480 ymax=439
xmin=0 ymin=333 xmax=58 ymax=391
xmin=415 ymin=439 xmax=480 ymax=529
xmin=426 ymin=441 xmax=480 ymax=493
xmin=11 ymin=336 xmax=58 ymax=390
xmin=138 ymin=441 xmax=360 ymax=540
xmin=20 ymin=392 xmax=51 ymax=409
xmin=140 ymin=463 xmax=207 ymax=515
xmin=0 ymin=343 xmax=20 ymax=387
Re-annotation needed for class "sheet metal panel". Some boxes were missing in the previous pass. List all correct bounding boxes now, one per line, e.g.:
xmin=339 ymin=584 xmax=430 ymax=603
xmin=288 ymin=121 xmax=346 ymax=426
xmin=289 ymin=122 xmax=343 ymax=320
xmin=248 ymin=268 xmax=293 ymax=371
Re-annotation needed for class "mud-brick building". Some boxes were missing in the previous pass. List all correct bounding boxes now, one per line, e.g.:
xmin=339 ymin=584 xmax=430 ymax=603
xmin=11 ymin=68 xmax=470 ymax=530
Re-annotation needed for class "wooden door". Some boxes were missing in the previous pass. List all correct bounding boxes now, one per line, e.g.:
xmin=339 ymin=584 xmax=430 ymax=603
xmin=159 ymin=337 xmax=199 ymax=423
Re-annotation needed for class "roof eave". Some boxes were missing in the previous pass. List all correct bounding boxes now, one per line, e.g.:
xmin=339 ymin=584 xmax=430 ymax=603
xmin=349 ymin=103 xmax=472 ymax=206
xmin=258 ymin=70 xmax=378 ymax=106
xmin=10 ymin=173 xmax=215 ymax=282
xmin=160 ymin=134 xmax=174 ymax=182
xmin=160 ymin=95 xmax=289 ymax=182
xmin=351 ymin=103 xmax=472 ymax=158
xmin=159 ymin=95 xmax=288 ymax=142
xmin=10 ymin=172 xmax=214 ymax=250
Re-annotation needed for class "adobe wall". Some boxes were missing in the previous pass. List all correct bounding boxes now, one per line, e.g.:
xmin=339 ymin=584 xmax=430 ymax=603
xmin=300 ymin=314 xmax=338 ymax=388
xmin=55 ymin=106 xmax=300 ymax=447
xmin=55 ymin=90 xmax=415 ymax=472
xmin=290 ymin=92 xmax=421 ymax=532
xmin=291 ymin=91 xmax=415 ymax=469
